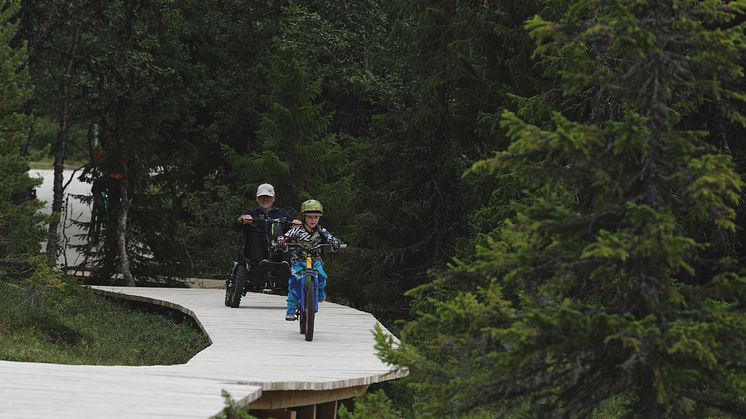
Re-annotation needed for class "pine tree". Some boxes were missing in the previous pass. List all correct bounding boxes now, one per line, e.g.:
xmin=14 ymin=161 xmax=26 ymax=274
xmin=0 ymin=0 xmax=44 ymax=278
xmin=379 ymin=1 xmax=746 ymax=416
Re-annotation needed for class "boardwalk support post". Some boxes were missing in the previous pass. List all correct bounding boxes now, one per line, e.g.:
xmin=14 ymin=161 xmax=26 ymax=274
xmin=317 ymin=400 xmax=338 ymax=419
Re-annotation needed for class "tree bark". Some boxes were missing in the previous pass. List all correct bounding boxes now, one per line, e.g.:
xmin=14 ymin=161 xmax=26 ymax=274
xmin=116 ymin=167 xmax=135 ymax=286
xmin=638 ymin=367 xmax=662 ymax=419
xmin=45 ymin=25 xmax=81 ymax=264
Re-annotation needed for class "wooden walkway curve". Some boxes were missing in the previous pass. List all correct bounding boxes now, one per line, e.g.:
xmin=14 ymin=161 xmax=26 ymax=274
xmin=0 ymin=287 xmax=406 ymax=418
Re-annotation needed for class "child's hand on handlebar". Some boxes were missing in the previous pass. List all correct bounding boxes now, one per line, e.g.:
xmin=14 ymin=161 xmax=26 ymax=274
xmin=238 ymin=214 xmax=254 ymax=225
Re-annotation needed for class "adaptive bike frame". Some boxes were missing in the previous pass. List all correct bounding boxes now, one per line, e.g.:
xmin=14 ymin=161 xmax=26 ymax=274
xmin=225 ymin=217 xmax=293 ymax=308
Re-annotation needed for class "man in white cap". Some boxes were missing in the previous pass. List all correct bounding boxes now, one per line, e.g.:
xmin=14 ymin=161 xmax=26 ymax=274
xmin=233 ymin=183 xmax=300 ymax=266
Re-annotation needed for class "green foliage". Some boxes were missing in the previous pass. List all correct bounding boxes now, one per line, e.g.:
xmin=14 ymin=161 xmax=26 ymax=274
xmin=338 ymin=390 xmax=402 ymax=419
xmin=11 ymin=1 xmax=746 ymax=415
xmin=28 ymin=116 xmax=88 ymax=161
xmin=380 ymin=1 xmax=746 ymax=417
xmin=211 ymin=391 xmax=255 ymax=419
xmin=40 ymin=0 xmax=205 ymax=281
xmin=0 ymin=0 xmax=44 ymax=277
xmin=223 ymin=4 xmax=350 ymax=208
xmin=176 ymin=175 xmax=245 ymax=277
xmin=375 ymin=285 xmax=516 ymax=417
xmin=15 ymin=255 xmax=66 ymax=309
xmin=337 ymin=0 xmax=552 ymax=320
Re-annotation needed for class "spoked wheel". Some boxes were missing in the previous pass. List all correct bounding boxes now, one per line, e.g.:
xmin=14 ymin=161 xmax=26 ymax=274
xmin=228 ymin=264 xmax=248 ymax=308
xmin=224 ymin=266 xmax=235 ymax=307
xmin=303 ymin=280 xmax=316 ymax=341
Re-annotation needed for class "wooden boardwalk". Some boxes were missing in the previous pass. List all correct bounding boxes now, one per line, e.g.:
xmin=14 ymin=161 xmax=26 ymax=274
xmin=0 ymin=287 xmax=406 ymax=418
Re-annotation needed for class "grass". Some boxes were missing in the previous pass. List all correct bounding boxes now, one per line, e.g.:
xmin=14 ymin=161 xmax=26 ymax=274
xmin=0 ymin=277 xmax=210 ymax=365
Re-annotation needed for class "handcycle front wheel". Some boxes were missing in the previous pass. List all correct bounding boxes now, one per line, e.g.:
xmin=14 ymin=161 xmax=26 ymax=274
xmin=228 ymin=264 xmax=248 ymax=308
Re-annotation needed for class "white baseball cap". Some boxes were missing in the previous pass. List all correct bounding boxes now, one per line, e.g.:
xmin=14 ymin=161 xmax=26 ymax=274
xmin=256 ymin=183 xmax=275 ymax=197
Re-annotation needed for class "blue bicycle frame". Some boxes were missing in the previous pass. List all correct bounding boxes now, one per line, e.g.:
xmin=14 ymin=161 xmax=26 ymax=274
xmin=286 ymin=242 xmax=344 ymax=341
xmin=295 ymin=258 xmax=319 ymax=315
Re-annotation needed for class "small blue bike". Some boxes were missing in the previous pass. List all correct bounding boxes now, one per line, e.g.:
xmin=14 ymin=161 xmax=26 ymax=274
xmin=287 ymin=242 xmax=345 ymax=341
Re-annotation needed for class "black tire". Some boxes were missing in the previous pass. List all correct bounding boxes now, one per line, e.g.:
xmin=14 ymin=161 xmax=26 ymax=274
xmin=229 ymin=264 xmax=248 ymax=308
xmin=224 ymin=266 xmax=235 ymax=307
xmin=299 ymin=310 xmax=306 ymax=334
xmin=304 ymin=280 xmax=315 ymax=341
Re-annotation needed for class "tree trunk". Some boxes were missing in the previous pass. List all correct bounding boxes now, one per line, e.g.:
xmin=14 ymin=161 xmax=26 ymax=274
xmin=638 ymin=367 xmax=662 ymax=419
xmin=45 ymin=25 xmax=81 ymax=264
xmin=116 ymin=170 xmax=135 ymax=286
xmin=45 ymin=119 xmax=68 ymax=263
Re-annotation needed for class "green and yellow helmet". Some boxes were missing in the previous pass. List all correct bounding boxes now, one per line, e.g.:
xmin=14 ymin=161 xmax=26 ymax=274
xmin=300 ymin=199 xmax=324 ymax=216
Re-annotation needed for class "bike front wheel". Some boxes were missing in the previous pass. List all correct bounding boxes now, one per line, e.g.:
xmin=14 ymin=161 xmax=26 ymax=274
xmin=303 ymin=280 xmax=315 ymax=341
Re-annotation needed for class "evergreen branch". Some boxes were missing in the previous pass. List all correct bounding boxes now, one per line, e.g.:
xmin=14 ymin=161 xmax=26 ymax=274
xmin=677 ymin=388 xmax=746 ymax=415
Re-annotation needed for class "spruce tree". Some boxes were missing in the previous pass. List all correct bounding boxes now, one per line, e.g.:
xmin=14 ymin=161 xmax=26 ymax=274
xmin=222 ymin=4 xmax=348 ymax=208
xmin=67 ymin=0 xmax=195 ymax=283
xmin=341 ymin=0 xmax=550 ymax=319
xmin=0 ymin=0 xmax=44 ymax=277
xmin=379 ymin=1 xmax=746 ymax=416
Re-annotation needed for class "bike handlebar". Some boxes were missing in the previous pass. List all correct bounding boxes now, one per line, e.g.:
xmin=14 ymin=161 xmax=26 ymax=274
xmin=285 ymin=242 xmax=347 ymax=251
xmin=245 ymin=217 xmax=296 ymax=224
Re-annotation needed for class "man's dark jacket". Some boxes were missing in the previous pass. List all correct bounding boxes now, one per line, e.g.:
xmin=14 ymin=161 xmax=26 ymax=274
xmin=232 ymin=207 xmax=291 ymax=264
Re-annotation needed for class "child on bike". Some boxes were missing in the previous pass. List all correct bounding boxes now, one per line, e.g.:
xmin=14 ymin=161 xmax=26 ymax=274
xmin=276 ymin=199 xmax=341 ymax=321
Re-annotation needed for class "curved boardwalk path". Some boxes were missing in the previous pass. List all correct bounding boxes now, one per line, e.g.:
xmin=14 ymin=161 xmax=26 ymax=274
xmin=0 ymin=287 xmax=406 ymax=418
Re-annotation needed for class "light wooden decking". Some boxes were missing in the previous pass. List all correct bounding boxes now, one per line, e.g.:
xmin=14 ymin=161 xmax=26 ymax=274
xmin=0 ymin=287 xmax=406 ymax=418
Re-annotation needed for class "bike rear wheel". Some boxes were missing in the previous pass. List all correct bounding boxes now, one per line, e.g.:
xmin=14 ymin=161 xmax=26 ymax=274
xmin=304 ymin=280 xmax=315 ymax=341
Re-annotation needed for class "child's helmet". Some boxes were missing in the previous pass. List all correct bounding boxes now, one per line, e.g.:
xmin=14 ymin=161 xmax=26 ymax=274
xmin=301 ymin=199 xmax=324 ymax=216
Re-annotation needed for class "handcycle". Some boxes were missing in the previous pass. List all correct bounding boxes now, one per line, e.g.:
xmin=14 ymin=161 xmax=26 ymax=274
xmin=285 ymin=242 xmax=346 ymax=342
xmin=225 ymin=217 xmax=293 ymax=308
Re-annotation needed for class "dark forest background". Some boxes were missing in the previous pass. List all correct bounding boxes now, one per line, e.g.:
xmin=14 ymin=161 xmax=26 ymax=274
xmin=3 ymin=0 xmax=746 ymax=417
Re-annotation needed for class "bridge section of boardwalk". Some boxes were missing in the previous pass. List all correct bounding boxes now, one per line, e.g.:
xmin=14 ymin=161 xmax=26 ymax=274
xmin=0 ymin=287 xmax=405 ymax=419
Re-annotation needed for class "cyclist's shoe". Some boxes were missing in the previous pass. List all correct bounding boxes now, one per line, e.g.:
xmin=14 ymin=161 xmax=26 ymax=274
xmin=318 ymin=289 xmax=326 ymax=302
xmin=285 ymin=313 xmax=297 ymax=321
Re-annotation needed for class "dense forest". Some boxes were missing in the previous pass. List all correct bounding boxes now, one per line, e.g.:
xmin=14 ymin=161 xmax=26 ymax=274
xmin=3 ymin=0 xmax=746 ymax=417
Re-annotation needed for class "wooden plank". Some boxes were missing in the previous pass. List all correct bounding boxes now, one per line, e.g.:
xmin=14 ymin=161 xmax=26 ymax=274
xmin=0 ymin=360 xmax=261 ymax=418
xmin=90 ymin=287 xmax=407 ymax=392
